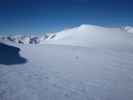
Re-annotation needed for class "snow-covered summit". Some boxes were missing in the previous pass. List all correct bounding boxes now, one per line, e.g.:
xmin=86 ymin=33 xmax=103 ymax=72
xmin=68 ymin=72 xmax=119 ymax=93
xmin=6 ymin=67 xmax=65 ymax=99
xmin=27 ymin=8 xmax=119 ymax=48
xmin=47 ymin=24 xmax=131 ymax=46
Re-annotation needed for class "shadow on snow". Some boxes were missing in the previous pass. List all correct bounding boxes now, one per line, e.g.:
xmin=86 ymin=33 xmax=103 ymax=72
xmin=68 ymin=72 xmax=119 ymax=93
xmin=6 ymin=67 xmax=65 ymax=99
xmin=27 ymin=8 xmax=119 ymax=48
xmin=0 ymin=43 xmax=27 ymax=65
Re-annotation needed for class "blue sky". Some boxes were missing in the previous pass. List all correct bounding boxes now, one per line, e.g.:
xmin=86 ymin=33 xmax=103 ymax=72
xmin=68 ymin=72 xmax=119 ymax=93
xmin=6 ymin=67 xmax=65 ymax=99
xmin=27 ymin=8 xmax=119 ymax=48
xmin=0 ymin=0 xmax=132 ymax=34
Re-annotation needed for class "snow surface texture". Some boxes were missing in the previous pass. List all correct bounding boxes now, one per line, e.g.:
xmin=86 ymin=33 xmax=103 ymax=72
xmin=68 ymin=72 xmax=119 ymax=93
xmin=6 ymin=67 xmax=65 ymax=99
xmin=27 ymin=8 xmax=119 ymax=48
xmin=0 ymin=24 xmax=133 ymax=100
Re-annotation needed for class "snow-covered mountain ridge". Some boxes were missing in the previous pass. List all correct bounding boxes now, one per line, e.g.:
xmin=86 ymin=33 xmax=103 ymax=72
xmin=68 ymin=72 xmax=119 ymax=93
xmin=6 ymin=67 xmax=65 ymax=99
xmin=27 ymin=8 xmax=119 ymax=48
xmin=0 ymin=33 xmax=56 ymax=44
xmin=0 ymin=24 xmax=133 ymax=45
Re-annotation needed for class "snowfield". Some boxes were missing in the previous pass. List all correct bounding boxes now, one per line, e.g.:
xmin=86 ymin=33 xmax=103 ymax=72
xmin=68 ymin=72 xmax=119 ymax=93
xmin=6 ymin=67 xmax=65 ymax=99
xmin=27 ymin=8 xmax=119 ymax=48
xmin=0 ymin=24 xmax=133 ymax=100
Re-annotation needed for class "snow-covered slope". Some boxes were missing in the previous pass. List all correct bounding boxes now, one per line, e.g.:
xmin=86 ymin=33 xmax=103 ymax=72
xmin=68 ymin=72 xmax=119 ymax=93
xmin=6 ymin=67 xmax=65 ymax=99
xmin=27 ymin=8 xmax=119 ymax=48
xmin=124 ymin=26 xmax=133 ymax=33
xmin=0 ymin=24 xmax=133 ymax=100
xmin=47 ymin=24 xmax=132 ymax=46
